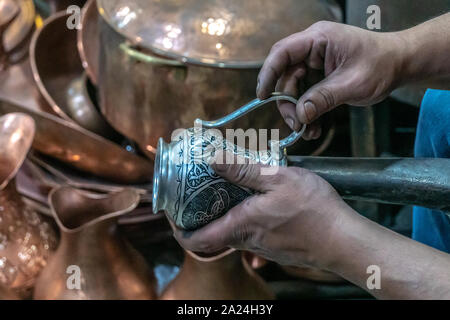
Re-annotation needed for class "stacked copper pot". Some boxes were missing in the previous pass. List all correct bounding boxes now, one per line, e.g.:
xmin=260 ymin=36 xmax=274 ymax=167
xmin=0 ymin=0 xmax=350 ymax=300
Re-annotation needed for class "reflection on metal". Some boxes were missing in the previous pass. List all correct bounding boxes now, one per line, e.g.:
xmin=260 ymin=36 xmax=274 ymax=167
xmin=288 ymin=157 xmax=450 ymax=212
xmin=98 ymin=0 xmax=342 ymax=68
xmin=0 ymin=99 xmax=153 ymax=183
xmin=34 ymin=186 xmax=157 ymax=300
xmin=97 ymin=0 xmax=342 ymax=158
xmin=0 ymin=113 xmax=57 ymax=297
xmin=77 ymin=0 xmax=99 ymax=85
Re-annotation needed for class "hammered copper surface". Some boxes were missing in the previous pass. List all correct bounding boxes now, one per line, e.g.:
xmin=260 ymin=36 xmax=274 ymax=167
xmin=78 ymin=0 xmax=99 ymax=85
xmin=98 ymin=0 xmax=341 ymax=67
xmin=34 ymin=186 xmax=157 ymax=300
xmin=0 ymin=113 xmax=57 ymax=296
xmin=161 ymin=251 xmax=274 ymax=300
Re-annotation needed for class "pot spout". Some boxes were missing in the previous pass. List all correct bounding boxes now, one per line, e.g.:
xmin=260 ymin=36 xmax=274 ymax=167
xmin=287 ymin=157 xmax=450 ymax=213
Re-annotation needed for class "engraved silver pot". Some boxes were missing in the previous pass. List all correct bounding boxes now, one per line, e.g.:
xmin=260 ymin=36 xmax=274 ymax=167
xmin=152 ymin=94 xmax=306 ymax=230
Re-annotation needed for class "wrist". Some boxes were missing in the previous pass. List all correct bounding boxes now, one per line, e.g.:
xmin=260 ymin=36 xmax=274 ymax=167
xmin=313 ymin=201 xmax=364 ymax=272
xmin=386 ymin=31 xmax=418 ymax=88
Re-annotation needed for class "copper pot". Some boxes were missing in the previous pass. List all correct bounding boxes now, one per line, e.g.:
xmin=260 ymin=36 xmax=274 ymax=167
xmin=161 ymin=251 xmax=274 ymax=300
xmin=97 ymin=0 xmax=341 ymax=158
xmin=33 ymin=186 xmax=157 ymax=300
xmin=77 ymin=0 xmax=99 ymax=85
xmin=0 ymin=113 xmax=57 ymax=297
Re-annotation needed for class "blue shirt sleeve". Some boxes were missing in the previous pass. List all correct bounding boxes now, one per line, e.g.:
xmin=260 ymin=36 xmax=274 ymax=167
xmin=412 ymin=89 xmax=450 ymax=253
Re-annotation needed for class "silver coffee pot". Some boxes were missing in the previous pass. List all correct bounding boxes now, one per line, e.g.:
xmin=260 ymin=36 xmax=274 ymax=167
xmin=152 ymin=94 xmax=306 ymax=230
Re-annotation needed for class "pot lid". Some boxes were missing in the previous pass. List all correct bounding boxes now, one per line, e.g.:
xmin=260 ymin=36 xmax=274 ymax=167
xmin=97 ymin=0 xmax=341 ymax=68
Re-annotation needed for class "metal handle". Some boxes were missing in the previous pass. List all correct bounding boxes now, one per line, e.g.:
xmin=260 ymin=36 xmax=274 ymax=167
xmin=196 ymin=93 xmax=307 ymax=150
xmin=120 ymin=42 xmax=186 ymax=67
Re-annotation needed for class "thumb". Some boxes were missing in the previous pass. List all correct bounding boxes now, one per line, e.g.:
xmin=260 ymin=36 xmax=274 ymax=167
xmin=296 ymin=72 xmax=351 ymax=124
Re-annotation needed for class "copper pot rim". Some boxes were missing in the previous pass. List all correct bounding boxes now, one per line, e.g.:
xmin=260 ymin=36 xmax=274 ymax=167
xmin=0 ymin=112 xmax=35 ymax=190
xmin=96 ymin=2 xmax=263 ymax=70
xmin=48 ymin=185 xmax=141 ymax=233
xmin=29 ymin=11 xmax=75 ymax=122
xmin=77 ymin=0 xmax=98 ymax=85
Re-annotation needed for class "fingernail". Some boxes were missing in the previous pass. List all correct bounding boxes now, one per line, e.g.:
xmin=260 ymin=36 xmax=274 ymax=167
xmin=256 ymin=80 xmax=261 ymax=96
xmin=304 ymin=101 xmax=317 ymax=123
xmin=286 ymin=117 xmax=295 ymax=130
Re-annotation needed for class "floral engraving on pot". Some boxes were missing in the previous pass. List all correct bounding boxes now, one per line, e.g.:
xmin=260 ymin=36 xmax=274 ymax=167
xmin=174 ymin=128 xmax=252 ymax=230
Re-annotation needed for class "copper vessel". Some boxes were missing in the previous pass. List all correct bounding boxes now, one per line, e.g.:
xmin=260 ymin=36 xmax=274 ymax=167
xmin=77 ymin=0 xmax=99 ymax=85
xmin=97 ymin=0 xmax=341 ymax=158
xmin=161 ymin=251 xmax=274 ymax=300
xmin=0 ymin=99 xmax=153 ymax=184
xmin=153 ymin=94 xmax=306 ymax=230
xmin=0 ymin=113 xmax=57 ymax=297
xmin=30 ymin=10 xmax=108 ymax=135
xmin=33 ymin=186 xmax=157 ymax=300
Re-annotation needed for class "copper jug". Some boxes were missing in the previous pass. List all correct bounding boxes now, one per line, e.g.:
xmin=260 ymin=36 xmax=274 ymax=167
xmin=33 ymin=186 xmax=157 ymax=300
xmin=161 ymin=250 xmax=274 ymax=300
xmin=0 ymin=113 xmax=57 ymax=297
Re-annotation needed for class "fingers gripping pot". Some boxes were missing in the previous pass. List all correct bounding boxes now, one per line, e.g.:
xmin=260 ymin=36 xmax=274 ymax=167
xmin=153 ymin=95 xmax=306 ymax=230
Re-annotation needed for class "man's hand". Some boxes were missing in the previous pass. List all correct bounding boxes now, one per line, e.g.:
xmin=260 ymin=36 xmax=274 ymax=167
xmin=173 ymin=161 xmax=450 ymax=299
xmin=173 ymin=162 xmax=357 ymax=270
xmin=257 ymin=21 xmax=408 ymax=139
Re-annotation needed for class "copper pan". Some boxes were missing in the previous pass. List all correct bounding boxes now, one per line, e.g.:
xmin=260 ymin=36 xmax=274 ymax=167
xmin=0 ymin=98 xmax=153 ymax=183
xmin=30 ymin=10 xmax=109 ymax=135
xmin=77 ymin=0 xmax=98 ymax=85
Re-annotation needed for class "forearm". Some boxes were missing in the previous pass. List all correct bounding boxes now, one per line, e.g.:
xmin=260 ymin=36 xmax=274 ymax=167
xmin=397 ymin=13 xmax=450 ymax=89
xmin=324 ymin=208 xmax=450 ymax=299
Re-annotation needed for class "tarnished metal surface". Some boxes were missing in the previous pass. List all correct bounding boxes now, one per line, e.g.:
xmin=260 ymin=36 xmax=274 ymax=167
xmin=288 ymin=157 xmax=450 ymax=212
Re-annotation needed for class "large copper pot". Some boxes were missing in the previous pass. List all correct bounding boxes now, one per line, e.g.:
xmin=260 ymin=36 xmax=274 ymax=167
xmin=97 ymin=0 xmax=341 ymax=158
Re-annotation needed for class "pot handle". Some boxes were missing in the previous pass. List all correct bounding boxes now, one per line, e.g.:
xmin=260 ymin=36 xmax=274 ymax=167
xmin=195 ymin=93 xmax=307 ymax=150
xmin=120 ymin=42 xmax=186 ymax=67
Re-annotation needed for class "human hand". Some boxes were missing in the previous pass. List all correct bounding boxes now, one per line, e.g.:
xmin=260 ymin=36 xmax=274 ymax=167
xmin=258 ymin=21 xmax=408 ymax=139
xmin=172 ymin=162 xmax=360 ymax=270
